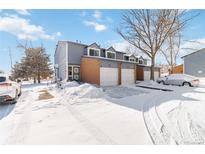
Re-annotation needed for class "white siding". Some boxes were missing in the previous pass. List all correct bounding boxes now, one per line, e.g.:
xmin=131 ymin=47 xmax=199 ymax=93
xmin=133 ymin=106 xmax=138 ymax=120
xmin=55 ymin=42 xmax=68 ymax=81
xmin=100 ymin=67 xmax=118 ymax=86
xmin=121 ymin=69 xmax=134 ymax=85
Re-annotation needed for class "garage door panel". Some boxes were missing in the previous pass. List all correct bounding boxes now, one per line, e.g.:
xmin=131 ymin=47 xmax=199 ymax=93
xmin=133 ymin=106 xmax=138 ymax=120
xmin=144 ymin=71 xmax=150 ymax=81
xmin=121 ymin=69 xmax=134 ymax=85
xmin=154 ymin=71 xmax=159 ymax=80
xmin=144 ymin=71 xmax=160 ymax=81
xmin=100 ymin=68 xmax=118 ymax=86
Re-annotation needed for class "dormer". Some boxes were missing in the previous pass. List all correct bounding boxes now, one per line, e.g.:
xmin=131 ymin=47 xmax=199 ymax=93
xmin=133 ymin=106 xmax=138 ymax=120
xmin=138 ymin=56 xmax=144 ymax=64
xmin=129 ymin=55 xmax=136 ymax=62
xmin=106 ymin=46 xmax=116 ymax=59
xmin=124 ymin=53 xmax=136 ymax=62
xmin=87 ymin=42 xmax=101 ymax=57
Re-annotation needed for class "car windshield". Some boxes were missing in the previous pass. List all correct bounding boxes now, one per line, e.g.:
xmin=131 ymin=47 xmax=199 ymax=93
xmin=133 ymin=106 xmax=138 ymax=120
xmin=0 ymin=77 xmax=6 ymax=82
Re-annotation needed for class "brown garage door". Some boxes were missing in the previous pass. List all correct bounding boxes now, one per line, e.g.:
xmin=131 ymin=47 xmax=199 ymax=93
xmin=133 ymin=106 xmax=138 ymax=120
xmin=136 ymin=66 xmax=144 ymax=81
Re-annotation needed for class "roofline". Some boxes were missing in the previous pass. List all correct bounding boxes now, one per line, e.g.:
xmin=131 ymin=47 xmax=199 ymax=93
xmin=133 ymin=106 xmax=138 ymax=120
xmin=56 ymin=40 xmax=146 ymax=57
xmin=181 ymin=48 xmax=205 ymax=58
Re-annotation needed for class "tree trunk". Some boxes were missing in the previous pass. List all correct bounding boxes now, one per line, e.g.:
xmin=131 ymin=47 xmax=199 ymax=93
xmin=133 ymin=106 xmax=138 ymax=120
xmin=38 ymin=73 xmax=41 ymax=83
xmin=34 ymin=77 xmax=36 ymax=84
xmin=150 ymin=57 xmax=155 ymax=80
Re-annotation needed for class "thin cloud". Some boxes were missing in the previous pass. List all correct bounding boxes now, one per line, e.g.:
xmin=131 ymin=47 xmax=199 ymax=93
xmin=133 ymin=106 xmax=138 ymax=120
xmin=15 ymin=9 xmax=31 ymax=16
xmin=93 ymin=10 xmax=102 ymax=19
xmin=84 ymin=20 xmax=107 ymax=32
xmin=0 ymin=15 xmax=60 ymax=41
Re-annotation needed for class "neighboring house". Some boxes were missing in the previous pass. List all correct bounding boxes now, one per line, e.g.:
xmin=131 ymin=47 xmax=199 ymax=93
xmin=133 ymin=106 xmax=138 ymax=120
xmin=182 ymin=48 xmax=205 ymax=77
xmin=172 ymin=64 xmax=183 ymax=74
xmin=54 ymin=40 xmax=160 ymax=86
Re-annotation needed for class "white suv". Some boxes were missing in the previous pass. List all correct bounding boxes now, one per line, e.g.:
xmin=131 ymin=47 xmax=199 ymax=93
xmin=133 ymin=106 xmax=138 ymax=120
xmin=0 ymin=74 xmax=21 ymax=104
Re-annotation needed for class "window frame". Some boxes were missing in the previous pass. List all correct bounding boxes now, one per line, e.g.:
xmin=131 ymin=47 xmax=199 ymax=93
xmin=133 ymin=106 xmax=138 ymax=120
xmin=129 ymin=57 xmax=135 ymax=62
xmin=139 ymin=59 xmax=143 ymax=64
xmin=87 ymin=47 xmax=100 ymax=57
xmin=106 ymin=51 xmax=116 ymax=59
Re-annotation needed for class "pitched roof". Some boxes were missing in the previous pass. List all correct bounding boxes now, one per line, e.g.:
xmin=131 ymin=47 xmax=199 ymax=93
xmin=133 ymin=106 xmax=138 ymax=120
xmin=106 ymin=46 xmax=116 ymax=52
xmin=181 ymin=48 xmax=205 ymax=58
xmin=88 ymin=42 xmax=101 ymax=49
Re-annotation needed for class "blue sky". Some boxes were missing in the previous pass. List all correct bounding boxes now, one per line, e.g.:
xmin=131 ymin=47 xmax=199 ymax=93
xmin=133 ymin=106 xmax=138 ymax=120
xmin=0 ymin=9 xmax=205 ymax=73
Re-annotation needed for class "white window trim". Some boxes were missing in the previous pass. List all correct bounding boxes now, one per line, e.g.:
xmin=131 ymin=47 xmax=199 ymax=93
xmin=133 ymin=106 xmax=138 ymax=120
xmin=87 ymin=47 xmax=100 ymax=57
xmin=129 ymin=57 xmax=135 ymax=62
xmin=123 ymin=55 xmax=129 ymax=61
xmin=139 ymin=59 xmax=144 ymax=64
xmin=68 ymin=65 xmax=80 ymax=80
xmin=106 ymin=51 xmax=116 ymax=59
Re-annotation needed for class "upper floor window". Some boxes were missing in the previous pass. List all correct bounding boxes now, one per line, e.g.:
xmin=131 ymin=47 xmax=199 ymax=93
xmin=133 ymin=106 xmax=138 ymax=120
xmin=139 ymin=59 xmax=143 ymax=64
xmin=89 ymin=48 xmax=100 ymax=57
xmin=124 ymin=56 xmax=129 ymax=61
xmin=129 ymin=57 xmax=135 ymax=62
xmin=136 ymin=58 xmax=139 ymax=63
xmin=106 ymin=51 xmax=116 ymax=59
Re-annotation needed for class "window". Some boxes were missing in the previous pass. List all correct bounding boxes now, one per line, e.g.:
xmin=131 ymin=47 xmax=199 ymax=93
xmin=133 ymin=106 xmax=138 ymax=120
xmin=136 ymin=58 xmax=139 ymax=63
xmin=74 ymin=67 xmax=79 ymax=73
xmin=129 ymin=58 xmax=135 ymax=62
xmin=0 ymin=77 xmax=6 ymax=82
xmin=139 ymin=59 xmax=143 ymax=64
xmin=68 ymin=67 xmax=72 ymax=76
xmin=89 ymin=49 xmax=100 ymax=56
xmin=124 ymin=56 xmax=129 ymax=61
xmin=107 ymin=52 xmax=116 ymax=59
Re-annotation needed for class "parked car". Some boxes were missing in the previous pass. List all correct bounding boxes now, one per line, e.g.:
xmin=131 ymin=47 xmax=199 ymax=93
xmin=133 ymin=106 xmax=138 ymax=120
xmin=0 ymin=74 xmax=21 ymax=104
xmin=156 ymin=74 xmax=199 ymax=87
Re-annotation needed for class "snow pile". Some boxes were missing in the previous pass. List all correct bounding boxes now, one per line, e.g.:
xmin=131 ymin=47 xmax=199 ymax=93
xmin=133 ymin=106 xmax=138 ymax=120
xmin=64 ymin=83 xmax=104 ymax=99
xmin=199 ymin=78 xmax=205 ymax=87
xmin=61 ymin=81 xmax=79 ymax=89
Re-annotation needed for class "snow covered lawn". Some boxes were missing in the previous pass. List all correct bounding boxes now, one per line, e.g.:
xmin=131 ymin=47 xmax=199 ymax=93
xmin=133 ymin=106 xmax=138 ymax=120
xmin=0 ymin=80 xmax=205 ymax=144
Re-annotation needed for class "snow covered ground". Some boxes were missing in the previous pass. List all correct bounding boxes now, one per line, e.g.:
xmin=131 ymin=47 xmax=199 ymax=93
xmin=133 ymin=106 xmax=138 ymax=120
xmin=0 ymin=79 xmax=205 ymax=144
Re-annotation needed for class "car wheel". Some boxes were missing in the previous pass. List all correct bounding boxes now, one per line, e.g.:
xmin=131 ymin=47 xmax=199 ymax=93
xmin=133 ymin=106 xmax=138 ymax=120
xmin=11 ymin=90 xmax=18 ymax=104
xmin=18 ymin=90 xmax=22 ymax=97
xmin=159 ymin=81 xmax=165 ymax=85
xmin=183 ymin=82 xmax=191 ymax=87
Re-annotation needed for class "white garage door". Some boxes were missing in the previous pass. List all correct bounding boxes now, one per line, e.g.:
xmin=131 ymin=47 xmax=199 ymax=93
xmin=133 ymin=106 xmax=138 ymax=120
xmin=154 ymin=71 xmax=160 ymax=80
xmin=100 ymin=67 xmax=118 ymax=86
xmin=144 ymin=71 xmax=150 ymax=81
xmin=121 ymin=69 xmax=134 ymax=85
xmin=144 ymin=71 xmax=160 ymax=81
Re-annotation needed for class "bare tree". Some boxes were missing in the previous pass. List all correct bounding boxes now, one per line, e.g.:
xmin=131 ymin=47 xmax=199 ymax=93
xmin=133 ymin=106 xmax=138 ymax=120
xmin=117 ymin=10 xmax=189 ymax=80
xmin=160 ymin=31 xmax=181 ymax=74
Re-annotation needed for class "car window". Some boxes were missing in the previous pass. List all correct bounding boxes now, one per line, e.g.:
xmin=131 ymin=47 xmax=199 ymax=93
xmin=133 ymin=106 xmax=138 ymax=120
xmin=0 ymin=77 xmax=6 ymax=82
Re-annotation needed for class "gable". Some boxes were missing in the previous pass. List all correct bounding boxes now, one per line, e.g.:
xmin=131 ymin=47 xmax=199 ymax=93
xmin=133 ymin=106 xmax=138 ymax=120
xmin=88 ymin=42 xmax=100 ymax=49
xmin=106 ymin=46 xmax=116 ymax=52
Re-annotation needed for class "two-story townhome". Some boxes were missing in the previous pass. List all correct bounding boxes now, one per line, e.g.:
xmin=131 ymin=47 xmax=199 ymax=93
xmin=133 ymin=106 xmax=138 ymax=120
xmin=54 ymin=40 xmax=160 ymax=86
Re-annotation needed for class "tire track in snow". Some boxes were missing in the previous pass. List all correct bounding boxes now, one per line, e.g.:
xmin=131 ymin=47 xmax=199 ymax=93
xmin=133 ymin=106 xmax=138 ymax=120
xmin=61 ymin=98 xmax=117 ymax=145
xmin=5 ymin=91 xmax=34 ymax=144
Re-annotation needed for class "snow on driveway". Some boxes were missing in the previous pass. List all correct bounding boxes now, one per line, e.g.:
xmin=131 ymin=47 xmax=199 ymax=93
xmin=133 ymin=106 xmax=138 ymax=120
xmin=1 ymin=81 xmax=205 ymax=145
xmin=0 ymin=82 xmax=152 ymax=144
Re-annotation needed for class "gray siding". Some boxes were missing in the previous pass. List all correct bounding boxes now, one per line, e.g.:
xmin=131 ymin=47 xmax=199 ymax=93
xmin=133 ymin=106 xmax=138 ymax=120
xmin=184 ymin=49 xmax=205 ymax=77
xmin=116 ymin=52 xmax=124 ymax=60
xmin=54 ymin=41 xmax=67 ymax=81
xmin=122 ymin=63 xmax=135 ymax=69
xmin=67 ymin=42 xmax=86 ymax=65
xmin=100 ymin=60 xmax=118 ymax=68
